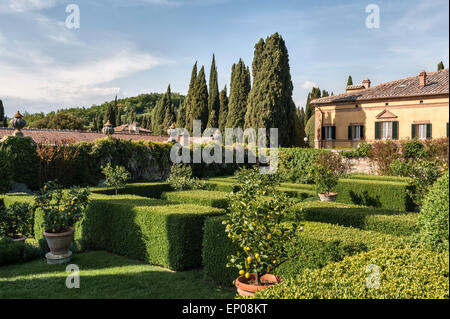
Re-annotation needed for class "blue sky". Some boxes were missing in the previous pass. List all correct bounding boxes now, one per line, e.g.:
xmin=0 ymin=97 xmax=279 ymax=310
xmin=0 ymin=0 xmax=448 ymax=116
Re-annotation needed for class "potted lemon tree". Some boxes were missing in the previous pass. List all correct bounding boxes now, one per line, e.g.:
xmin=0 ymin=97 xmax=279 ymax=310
xmin=223 ymin=168 xmax=303 ymax=296
xmin=312 ymin=152 xmax=347 ymax=202
xmin=34 ymin=181 xmax=90 ymax=264
xmin=0 ymin=199 xmax=33 ymax=242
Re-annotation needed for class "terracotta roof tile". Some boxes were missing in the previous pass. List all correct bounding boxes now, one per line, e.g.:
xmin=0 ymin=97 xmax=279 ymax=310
xmin=312 ymin=69 xmax=449 ymax=105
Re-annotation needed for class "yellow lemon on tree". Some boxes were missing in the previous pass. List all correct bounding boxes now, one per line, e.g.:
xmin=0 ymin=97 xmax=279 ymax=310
xmin=272 ymin=260 xmax=277 ymax=265
xmin=239 ymin=270 xmax=245 ymax=276
xmin=228 ymin=233 xmax=231 ymax=238
xmin=247 ymin=256 xmax=253 ymax=263
xmin=255 ymin=253 xmax=260 ymax=259
xmin=267 ymin=234 xmax=272 ymax=240
xmin=245 ymin=272 xmax=250 ymax=279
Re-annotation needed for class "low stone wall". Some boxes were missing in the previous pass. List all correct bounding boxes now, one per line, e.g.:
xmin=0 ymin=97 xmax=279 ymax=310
xmin=344 ymin=157 xmax=379 ymax=175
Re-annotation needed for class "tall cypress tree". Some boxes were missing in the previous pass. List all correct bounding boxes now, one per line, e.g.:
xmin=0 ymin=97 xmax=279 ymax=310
xmin=105 ymin=103 xmax=116 ymax=127
xmin=226 ymin=59 xmax=251 ymax=129
xmin=184 ymin=62 xmax=198 ymax=132
xmin=152 ymin=85 xmax=175 ymax=134
xmin=97 ymin=114 xmax=104 ymax=131
xmin=347 ymin=75 xmax=353 ymax=86
xmin=162 ymin=86 xmax=176 ymax=130
xmin=304 ymin=87 xmax=321 ymax=126
xmin=438 ymin=61 xmax=445 ymax=71
xmin=177 ymin=100 xmax=186 ymax=128
xmin=0 ymin=100 xmax=4 ymax=128
xmin=245 ymin=33 xmax=296 ymax=146
xmin=189 ymin=66 xmax=209 ymax=133
xmin=218 ymin=85 xmax=229 ymax=132
xmin=207 ymin=54 xmax=220 ymax=128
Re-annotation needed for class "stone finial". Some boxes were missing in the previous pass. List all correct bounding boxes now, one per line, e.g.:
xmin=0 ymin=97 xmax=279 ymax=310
xmin=10 ymin=111 xmax=26 ymax=137
xmin=102 ymin=120 xmax=115 ymax=136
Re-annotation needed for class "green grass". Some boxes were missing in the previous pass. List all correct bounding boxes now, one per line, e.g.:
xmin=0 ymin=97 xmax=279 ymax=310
xmin=0 ymin=251 xmax=235 ymax=299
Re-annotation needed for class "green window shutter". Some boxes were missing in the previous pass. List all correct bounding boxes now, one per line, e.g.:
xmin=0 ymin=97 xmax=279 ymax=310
xmin=321 ymin=126 xmax=325 ymax=140
xmin=348 ymin=126 xmax=353 ymax=140
xmin=332 ymin=126 xmax=336 ymax=140
xmin=360 ymin=126 xmax=364 ymax=139
xmin=375 ymin=122 xmax=381 ymax=140
xmin=392 ymin=121 xmax=399 ymax=140
xmin=447 ymin=123 xmax=449 ymax=138
xmin=411 ymin=124 xmax=417 ymax=139
xmin=426 ymin=123 xmax=432 ymax=139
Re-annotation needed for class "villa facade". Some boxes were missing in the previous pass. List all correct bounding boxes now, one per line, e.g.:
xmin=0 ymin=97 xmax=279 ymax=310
xmin=311 ymin=69 xmax=449 ymax=149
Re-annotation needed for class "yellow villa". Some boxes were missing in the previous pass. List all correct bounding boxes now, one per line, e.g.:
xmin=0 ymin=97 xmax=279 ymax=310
xmin=311 ymin=69 xmax=449 ymax=149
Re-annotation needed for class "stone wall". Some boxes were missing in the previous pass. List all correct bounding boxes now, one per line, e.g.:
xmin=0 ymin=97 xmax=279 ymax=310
xmin=344 ymin=157 xmax=379 ymax=175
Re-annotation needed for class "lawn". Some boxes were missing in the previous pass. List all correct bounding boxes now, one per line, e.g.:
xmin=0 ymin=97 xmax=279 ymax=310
xmin=0 ymin=251 xmax=235 ymax=299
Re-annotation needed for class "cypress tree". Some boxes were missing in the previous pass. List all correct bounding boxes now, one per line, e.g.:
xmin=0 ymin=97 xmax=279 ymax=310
xmin=218 ymin=85 xmax=229 ymax=132
xmin=152 ymin=85 xmax=175 ymax=134
xmin=438 ymin=61 xmax=445 ymax=71
xmin=226 ymin=59 xmax=251 ymax=129
xmin=177 ymin=100 xmax=186 ymax=128
xmin=105 ymin=103 xmax=116 ymax=127
xmin=207 ymin=54 xmax=220 ymax=128
xmin=189 ymin=66 xmax=209 ymax=133
xmin=0 ymin=100 xmax=4 ymax=127
xmin=347 ymin=75 xmax=353 ymax=86
xmin=162 ymin=86 xmax=176 ymax=130
xmin=293 ymin=107 xmax=306 ymax=146
xmin=304 ymin=87 xmax=321 ymax=126
xmin=97 ymin=114 xmax=104 ymax=131
xmin=184 ymin=62 xmax=198 ymax=132
xmin=116 ymin=107 xmax=122 ymax=126
xmin=245 ymin=33 xmax=297 ymax=146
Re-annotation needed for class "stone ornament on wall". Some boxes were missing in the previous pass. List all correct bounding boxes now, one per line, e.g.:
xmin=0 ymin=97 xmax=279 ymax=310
xmin=102 ymin=120 xmax=115 ymax=136
xmin=10 ymin=111 xmax=26 ymax=137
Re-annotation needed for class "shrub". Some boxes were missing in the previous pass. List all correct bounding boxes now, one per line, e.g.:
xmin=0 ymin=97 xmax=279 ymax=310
xmin=91 ymin=182 xmax=173 ymax=198
xmin=102 ymin=163 xmax=130 ymax=195
xmin=418 ymin=171 xmax=449 ymax=251
xmin=278 ymin=148 xmax=324 ymax=184
xmin=401 ymin=139 xmax=428 ymax=159
xmin=254 ymin=248 xmax=449 ymax=299
xmin=291 ymin=201 xmax=418 ymax=236
xmin=340 ymin=142 xmax=372 ymax=158
xmin=368 ymin=140 xmax=400 ymax=175
xmin=0 ymin=201 xmax=33 ymax=239
xmin=312 ymin=152 xmax=347 ymax=195
xmin=0 ymin=237 xmax=42 ymax=266
xmin=223 ymin=168 xmax=302 ymax=285
xmin=34 ymin=194 xmax=225 ymax=271
xmin=161 ymin=190 xmax=229 ymax=209
xmin=34 ymin=181 xmax=90 ymax=233
xmin=202 ymin=217 xmax=408 ymax=286
xmin=167 ymin=164 xmax=207 ymax=191
xmin=0 ymin=149 xmax=13 ymax=193
xmin=0 ymin=136 xmax=39 ymax=189
xmin=304 ymin=116 xmax=315 ymax=148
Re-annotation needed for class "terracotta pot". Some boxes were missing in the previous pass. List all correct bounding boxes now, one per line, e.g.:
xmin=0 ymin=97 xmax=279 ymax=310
xmin=235 ymin=274 xmax=283 ymax=297
xmin=12 ymin=235 xmax=27 ymax=243
xmin=43 ymin=227 xmax=74 ymax=255
xmin=318 ymin=192 xmax=338 ymax=202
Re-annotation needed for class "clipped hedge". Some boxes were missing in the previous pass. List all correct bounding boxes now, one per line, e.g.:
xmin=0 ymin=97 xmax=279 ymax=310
xmin=34 ymin=193 xmax=225 ymax=271
xmin=0 ymin=149 xmax=13 ymax=193
xmin=0 ymin=237 xmax=42 ymax=266
xmin=418 ymin=171 xmax=449 ymax=251
xmin=91 ymin=182 xmax=173 ymax=199
xmin=278 ymin=148 xmax=325 ymax=184
xmin=254 ymin=248 xmax=449 ymax=299
xmin=202 ymin=217 xmax=409 ymax=286
xmin=336 ymin=178 xmax=414 ymax=211
xmin=161 ymin=190 xmax=229 ymax=209
xmin=292 ymin=201 xmax=418 ymax=236
xmin=346 ymin=174 xmax=411 ymax=183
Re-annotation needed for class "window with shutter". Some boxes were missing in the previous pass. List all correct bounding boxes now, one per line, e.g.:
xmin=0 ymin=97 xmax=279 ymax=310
xmin=375 ymin=122 xmax=381 ymax=140
xmin=426 ymin=123 xmax=432 ymax=139
xmin=392 ymin=121 xmax=399 ymax=140
xmin=411 ymin=124 xmax=417 ymax=139
xmin=348 ymin=126 xmax=352 ymax=140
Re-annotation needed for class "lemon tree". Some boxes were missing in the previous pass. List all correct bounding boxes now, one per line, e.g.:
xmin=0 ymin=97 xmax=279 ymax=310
xmin=223 ymin=168 xmax=302 ymax=285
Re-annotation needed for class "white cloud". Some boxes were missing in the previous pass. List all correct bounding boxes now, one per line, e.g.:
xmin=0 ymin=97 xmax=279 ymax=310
xmin=301 ymin=80 xmax=318 ymax=90
xmin=0 ymin=0 xmax=59 ymax=13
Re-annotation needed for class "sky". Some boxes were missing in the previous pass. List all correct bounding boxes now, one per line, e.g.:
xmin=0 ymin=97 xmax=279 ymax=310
xmin=0 ymin=0 xmax=448 ymax=116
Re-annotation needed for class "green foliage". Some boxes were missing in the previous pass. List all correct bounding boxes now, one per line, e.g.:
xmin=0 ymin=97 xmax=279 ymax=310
xmin=102 ymin=163 xmax=130 ymax=195
xmin=0 ymin=99 xmax=4 ymax=125
xmin=0 ymin=148 xmax=13 ymax=193
xmin=218 ymin=86 xmax=229 ymax=133
xmin=368 ymin=140 xmax=400 ymax=175
xmin=292 ymin=201 xmax=418 ymax=237
xmin=347 ymin=75 xmax=353 ymax=86
xmin=189 ymin=66 xmax=209 ymax=133
xmin=152 ymin=85 xmax=176 ymax=135
xmin=184 ymin=62 xmax=198 ymax=132
xmin=166 ymin=164 xmax=207 ymax=191
xmin=401 ymin=139 xmax=428 ymax=159
xmin=33 ymin=112 xmax=85 ymax=130
xmin=0 ymin=237 xmax=41 ymax=266
xmin=207 ymin=55 xmax=220 ymax=129
xmin=340 ymin=142 xmax=372 ymax=158
xmin=226 ymin=59 xmax=251 ymax=129
xmin=162 ymin=190 xmax=229 ymax=209
xmin=0 ymin=136 xmax=39 ymax=189
xmin=223 ymin=167 xmax=302 ymax=284
xmin=304 ymin=87 xmax=321 ymax=127
xmin=0 ymin=201 xmax=33 ymax=238
xmin=278 ymin=148 xmax=324 ymax=184
xmin=254 ymin=248 xmax=449 ymax=299
xmin=418 ymin=171 xmax=449 ymax=251
xmin=312 ymin=152 xmax=347 ymax=194
xmin=304 ymin=116 xmax=315 ymax=148
xmin=245 ymin=33 xmax=297 ymax=146
xmin=34 ymin=181 xmax=90 ymax=233
xmin=35 ymin=193 xmax=225 ymax=270
xmin=437 ymin=61 xmax=445 ymax=71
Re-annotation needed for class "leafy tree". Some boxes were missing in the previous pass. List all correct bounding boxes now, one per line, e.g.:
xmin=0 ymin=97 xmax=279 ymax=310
xmin=226 ymin=59 xmax=251 ymax=129
xmin=207 ymin=54 xmax=220 ymax=128
xmin=294 ymin=107 xmax=306 ymax=146
xmin=218 ymin=85 xmax=229 ymax=132
xmin=34 ymin=113 xmax=85 ymax=130
xmin=437 ymin=61 xmax=445 ymax=71
xmin=101 ymin=163 xmax=130 ymax=195
xmin=189 ymin=66 xmax=209 ymax=133
xmin=347 ymin=75 xmax=353 ymax=86
xmin=245 ymin=33 xmax=297 ymax=146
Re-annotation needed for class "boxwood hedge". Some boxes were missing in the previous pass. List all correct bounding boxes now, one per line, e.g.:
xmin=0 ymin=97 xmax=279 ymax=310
xmin=292 ymin=201 xmax=418 ymax=236
xmin=91 ymin=182 xmax=173 ymax=199
xmin=254 ymin=248 xmax=449 ymax=299
xmin=34 ymin=193 xmax=225 ymax=271
xmin=0 ymin=237 xmax=42 ymax=266
xmin=161 ymin=190 xmax=229 ymax=209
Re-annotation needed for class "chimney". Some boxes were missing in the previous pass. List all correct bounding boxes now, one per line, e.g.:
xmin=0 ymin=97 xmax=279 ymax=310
xmin=419 ymin=70 xmax=427 ymax=87
xmin=362 ymin=78 xmax=371 ymax=89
